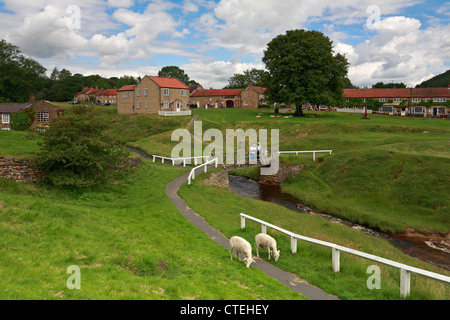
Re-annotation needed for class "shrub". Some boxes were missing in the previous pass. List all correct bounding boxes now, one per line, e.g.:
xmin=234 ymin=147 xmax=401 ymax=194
xmin=35 ymin=105 xmax=130 ymax=188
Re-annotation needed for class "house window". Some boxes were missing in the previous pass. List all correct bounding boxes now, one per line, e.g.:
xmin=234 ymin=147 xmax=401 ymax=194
xmin=37 ymin=112 xmax=49 ymax=123
xmin=144 ymin=89 xmax=148 ymax=96
xmin=164 ymin=101 xmax=169 ymax=109
xmin=137 ymin=89 xmax=141 ymax=97
xmin=123 ymin=92 xmax=129 ymax=99
xmin=181 ymin=89 xmax=186 ymax=97
xmin=164 ymin=88 xmax=169 ymax=96
xmin=379 ymin=98 xmax=388 ymax=102
xmin=434 ymin=97 xmax=447 ymax=103
xmin=244 ymin=92 xmax=248 ymax=97
xmin=244 ymin=100 xmax=249 ymax=105
xmin=145 ymin=101 xmax=149 ymax=109
xmin=412 ymin=106 xmax=425 ymax=113
xmin=137 ymin=102 xmax=141 ymax=109
xmin=393 ymin=98 xmax=402 ymax=103
xmin=2 ymin=113 xmax=10 ymax=124
xmin=412 ymin=98 xmax=421 ymax=103
xmin=380 ymin=106 xmax=395 ymax=113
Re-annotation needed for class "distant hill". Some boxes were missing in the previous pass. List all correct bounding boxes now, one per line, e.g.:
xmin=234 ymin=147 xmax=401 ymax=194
xmin=416 ymin=69 xmax=450 ymax=88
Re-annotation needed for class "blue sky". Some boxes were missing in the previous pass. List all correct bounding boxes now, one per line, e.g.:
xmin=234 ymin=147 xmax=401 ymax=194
xmin=0 ymin=0 xmax=449 ymax=88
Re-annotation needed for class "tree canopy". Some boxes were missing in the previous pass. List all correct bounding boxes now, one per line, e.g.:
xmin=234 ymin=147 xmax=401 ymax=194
xmin=158 ymin=66 xmax=192 ymax=85
xmin=224 ymin=68 xmax=269 ymax=89
xmin=262 ymin=30 xmax=349 ymax=115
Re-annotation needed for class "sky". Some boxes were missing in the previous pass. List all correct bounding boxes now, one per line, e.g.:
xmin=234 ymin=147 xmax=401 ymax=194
xmin=0 ymin=0 xmax=449 ymax=89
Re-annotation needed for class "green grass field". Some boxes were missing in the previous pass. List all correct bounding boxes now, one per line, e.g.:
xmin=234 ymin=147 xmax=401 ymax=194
xmin=0 ymin=105 xmax=448 ymax=299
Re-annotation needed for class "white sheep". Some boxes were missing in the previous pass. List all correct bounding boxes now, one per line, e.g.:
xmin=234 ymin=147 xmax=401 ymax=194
xmin=229 ymin=236 xmax=255 ymax=268
xmin=255 ymin=233 xmax=280 ymax=261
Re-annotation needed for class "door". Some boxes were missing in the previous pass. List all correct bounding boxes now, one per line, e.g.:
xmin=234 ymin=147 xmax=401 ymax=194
xmin=176 ymin=102 xmax=180 ymax=112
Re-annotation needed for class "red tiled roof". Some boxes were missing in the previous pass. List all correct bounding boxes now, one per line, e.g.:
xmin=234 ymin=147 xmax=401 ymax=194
xmin=191 ymin=89 xmax=244 ymax=97
xmin=95 ymin=89 xmax=117 ymax=96
xmin=118 ymin=85 xmax=136 ymax=91
xmin=344 ymin=87 xmax=450 ymax=98
xmin=253 ymin=86 xmax=267 ymax=94
xmin=148 ymin=76 xmax=189 ymax=89
xmin=0 ymin=103 xmax=32 ymax=113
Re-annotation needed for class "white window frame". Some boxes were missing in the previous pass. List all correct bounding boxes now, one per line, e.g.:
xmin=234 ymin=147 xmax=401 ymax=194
xmin=145 ymin=101 xmax=149 ymax=109
xmin=137 ymin=102 xmax=141 ymax=109
xmin=379 ymin=98 xmax=388 ymax=102
xmin=2 ymin=113 xmax=11 ymax=124
xmin=433 ymin=97 xmax=446 ymax=103
xmin=393 ymin=98 xmax=402 ymax=103
xmin=164 ymin=101 xmax=169 ymax=109
xmin=37 ymin=112 xmax=49 ymax=123
xmin=123 ymin=92 xmax=129 ymax=99
xmin=412 ymin=106 xmax=425 ymax=114
xmin=137 ymin=89 xmax=141 ymax=97
xmin=144 ymin=88 xmax=148 ymax=96
xmin=163 ymin=88 xmax=169 ymax=96
xmin=2 ymin=113 xmax=10 ymax=124
xmin=412 ymin=98 xmax=421 ymax=103
xmin=181 ymin=89 xmax=186 ymax=97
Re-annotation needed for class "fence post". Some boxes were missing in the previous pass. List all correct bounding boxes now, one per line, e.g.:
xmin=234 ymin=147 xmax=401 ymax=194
xmin=152 ymin=156 xmax=156 ymax=162
xmin=332 ymin=247 xmax=340 ymax=272
xmin=240 ymin=215 xmax=246 ymax=229
xmin=400 ymin=268 xmax=411 ymax=299
xmin=313 ymin=152 xmax=316 ymax=162
xmin=261 ymin=224 xmax=267 ymax=234
xmin=290 ymin=236 xmax=297 ymax=253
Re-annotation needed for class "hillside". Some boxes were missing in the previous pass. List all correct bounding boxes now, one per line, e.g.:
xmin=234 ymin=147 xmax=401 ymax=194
xmin=416 ymin=69 xmax=450 ymax=88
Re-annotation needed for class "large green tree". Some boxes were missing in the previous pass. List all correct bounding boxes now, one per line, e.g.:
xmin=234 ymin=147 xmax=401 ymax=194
xmin=262 ymin=30 xmax=349 ymax=115
xmin=158 ymin=66 xmax=190 ymax=85
xmin=0 ymin=39 xmax=47 ymax=102
xmin=224 ymin=68 xmax=269 ymax=89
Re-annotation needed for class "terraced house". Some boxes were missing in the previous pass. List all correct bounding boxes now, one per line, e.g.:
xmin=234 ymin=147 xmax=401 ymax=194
xmin=190 ymin=81 xmax=266 ymax=109
xmin=117 ymin=76 xmax=190 ymax=116
xmin=343 ymin=85 xmax=450 ymax=118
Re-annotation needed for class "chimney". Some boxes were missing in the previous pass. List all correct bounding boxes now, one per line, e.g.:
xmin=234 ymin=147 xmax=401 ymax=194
xmin=248 ymin=80 xmax=253 ymax=87
xmin=30 ymin=93 xmax=35 ymax=101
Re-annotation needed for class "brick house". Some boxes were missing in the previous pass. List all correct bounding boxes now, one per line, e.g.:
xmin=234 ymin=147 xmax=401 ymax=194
xmin=95 ymin=88 xmax=117 ymax=105
xmin=343 ymin=85 xmax=450 ymax=117
xmin=117 ymin=76 xmax=190 ymax=115
xmin=190 ymin=81 xmax=266 ymax=109
xmin=0 ymin=97 xmax=64 ymax=131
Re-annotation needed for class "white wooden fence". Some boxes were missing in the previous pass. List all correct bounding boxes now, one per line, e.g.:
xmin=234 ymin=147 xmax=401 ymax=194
xmin=277 ymin=150 xmax=332 ymax=162
xmin=187 ymin=157 xmax=219 ymax=185
xmin=152 ymin=155 xmax=210 ymax=166
xmin=158 ymin=110 xmax=192 ymax=117
xmin=240 ymin=213 xmax=450 ymax=298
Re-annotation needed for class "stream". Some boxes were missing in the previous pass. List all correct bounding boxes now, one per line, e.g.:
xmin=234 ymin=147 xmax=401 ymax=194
xmin=228 ymin=175 xmax=450 ymax=271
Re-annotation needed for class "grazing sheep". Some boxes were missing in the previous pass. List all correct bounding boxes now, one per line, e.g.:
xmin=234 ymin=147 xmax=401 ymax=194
xmin=229 ymin=236 xmax=255 ymax=268
xmin=255 ymin=233 xmax=280 ymax=261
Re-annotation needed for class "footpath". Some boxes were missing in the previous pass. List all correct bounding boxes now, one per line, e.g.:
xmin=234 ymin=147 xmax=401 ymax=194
xmin=166 ymin=167 xmax=339 ymax=300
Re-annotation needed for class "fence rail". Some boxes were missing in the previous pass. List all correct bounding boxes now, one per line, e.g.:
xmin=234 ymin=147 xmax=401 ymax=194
xmin=277 ymin=150 xmax=332 ymax=162
xmin=158 ymin=110 xmax=192 ymax=117
xmin=240 ymin=213 xmax=450 ymax=298
xmin=188 ymin=157 xmax=218 ymax=185
xmin=152 ymin=155 xmax=210 ymax=166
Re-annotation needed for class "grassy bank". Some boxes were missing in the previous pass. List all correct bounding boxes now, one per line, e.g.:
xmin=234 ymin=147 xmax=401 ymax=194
xmin=178 ymin=175 xmax=450 ymax=300
xmin=0 ymin=161 xmax=304 ymax=300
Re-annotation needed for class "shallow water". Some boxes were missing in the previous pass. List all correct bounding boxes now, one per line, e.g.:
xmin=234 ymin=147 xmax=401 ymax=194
xmin=228 ymin=175 xmax=450 ymax=270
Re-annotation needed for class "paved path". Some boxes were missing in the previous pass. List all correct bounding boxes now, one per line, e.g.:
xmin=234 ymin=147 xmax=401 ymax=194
xmin=166 ymin=168 xmax=339 ymax=300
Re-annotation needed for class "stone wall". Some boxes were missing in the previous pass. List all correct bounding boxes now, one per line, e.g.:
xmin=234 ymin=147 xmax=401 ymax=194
xmin=0 ymin=155 xmax=142 ymax=184
xmin=202 ymin=170 xmax=229 ymax=188
xmin=258 ymin=163 xmax=310 ymax=185
xmin=0 ymin=156 xmax=46 ymax=183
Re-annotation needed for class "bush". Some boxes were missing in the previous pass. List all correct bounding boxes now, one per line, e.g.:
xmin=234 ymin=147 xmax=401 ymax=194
xmin=35 ymin=105 xmax=130 ymax=188
xmin=10 ymin=108 xmax=35 ymax=131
